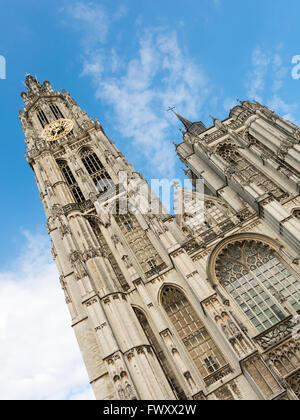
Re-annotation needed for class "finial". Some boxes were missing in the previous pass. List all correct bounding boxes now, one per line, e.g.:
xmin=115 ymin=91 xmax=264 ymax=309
xmin=172 ymin=181 xmax=181 ymax=190
xmin=253 ymin=99 xmax=263 ymax=106
xmin=167 ymin=106 xmax=176 ymax=112
xmin=182 ymin=168 xmax=189 ymax=175
xmin=237 ymin=99 xmax=249 ymax=107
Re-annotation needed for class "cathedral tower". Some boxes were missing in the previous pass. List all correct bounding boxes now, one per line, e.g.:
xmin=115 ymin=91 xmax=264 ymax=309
xmin=20 ymin=76 xmax=300 ymax=400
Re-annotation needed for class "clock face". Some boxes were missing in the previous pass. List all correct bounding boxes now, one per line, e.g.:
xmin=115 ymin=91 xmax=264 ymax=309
xmin=41 ymin=118 xmax=74 ymax=142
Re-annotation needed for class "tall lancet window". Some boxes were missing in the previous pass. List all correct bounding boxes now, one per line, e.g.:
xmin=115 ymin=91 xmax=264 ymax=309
xmin=57 ymin=160 xmax=85 ymax=204
xmin=116 ymin=213 xmax=164 ymax=275
xmin=80 ymin=148 xmax=113 ymax=194
xmin=214 ymin=239 xmax=300 ymax=333
xmin=50 ymin=103 xmax=64 ymax=120
xmin=37 ymin=108 xmax=49 ymax=128
xmin=133 ymin=307 xmax=186 ymax=400
xmin=161 ymin=286 xmax=227 ymax=380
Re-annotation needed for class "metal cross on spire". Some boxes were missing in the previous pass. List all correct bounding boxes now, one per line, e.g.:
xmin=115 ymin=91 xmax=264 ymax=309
xmin=166 ymin=106 xmax=176 ymax=112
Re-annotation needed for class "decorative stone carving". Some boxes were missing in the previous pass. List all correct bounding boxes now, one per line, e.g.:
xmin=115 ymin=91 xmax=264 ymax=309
xmin=266 ymin=337 xmax=300 ymax=377
xmin=254 ymin=317 xmax=296 ymax=350
xmin=59 ymin=223 xmax=71 ymax=238
xmin=294 ymin=129 xmax=300 ymax=141
xmin=62 ymin=203 xmax=81 ymax=215
xmin=69 ymin=251 xmax=88 ymax=280
xmin=21 ymin=75 xmax=300 ymax=401
xmin=286 ymin=369 xmax=300 ymax=399
xmin=59 ymin=275 xmax=72 ymax=304
xmin=51 ymin=204 xmax=64 ymax=219
xmin=242 ymin=353 xmax=282 ymax=398
xmin=193 ymin=391 xmax=206 ymax=400
xmin=204 ymin=365 xmax=233 ymax=387
xmin=214 ymin=384 xmax=235 ymax=400
xmin=146 ymin=214 xmax=168 ymax=235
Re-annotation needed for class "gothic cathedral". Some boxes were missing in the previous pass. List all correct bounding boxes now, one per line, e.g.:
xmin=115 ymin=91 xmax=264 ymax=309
xmin=19 ymin=75 xmax=300 ymax=400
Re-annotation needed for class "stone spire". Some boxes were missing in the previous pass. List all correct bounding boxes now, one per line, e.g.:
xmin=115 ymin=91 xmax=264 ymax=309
xmin=173 ymin=111 xmax=206 ymax=136
xmin=21 ymin=74 xmax=54 ymax=107
xmin=20 ymin=78 xmax=300 ymax=401
xmin=174 ymin=112 xmax=194 ymax=130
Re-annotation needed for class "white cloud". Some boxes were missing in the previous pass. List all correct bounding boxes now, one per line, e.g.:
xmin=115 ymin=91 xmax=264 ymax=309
xmin=267 ymin=94 xmax=299 ymax=124
xmin=246 ymin=46 xmax=299 ymax=124
xmin=113 ymin=5 xmax=128 ymax=21
xmin=0 ymin=231 xmax=94 ymax=400
xmin=223 ymin=97 xmax=237 ymax=112
xmin=246 ymin=47 xmax=271 ymax=101
xmin=64 ymin=2 xmax=211 ymax=178
xmin=95 ymin=29 xmax=210 ymax=177
xmin=63 ymin=1 xmax=109 ymax=50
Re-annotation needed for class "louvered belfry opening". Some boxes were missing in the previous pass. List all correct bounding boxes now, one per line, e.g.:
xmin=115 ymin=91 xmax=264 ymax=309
xmin=57 ymin=160 xmax=85 ymax=203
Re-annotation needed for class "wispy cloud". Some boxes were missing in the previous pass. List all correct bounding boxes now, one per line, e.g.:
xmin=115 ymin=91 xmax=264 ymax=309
xmin=63 ymin=2 xmax=109 ymax=48
xmin=246 ymin=47 xmax=271 ymax=102
xmin=246 ymin=46 xmax=299 ymax=123
xmin=65 ymin=2 xmax=212 ymax=178
xmin=93 ymin=29 xmax=210 ymax=176
xmin=267 ymin=94 xmax=298 ymax=124
xmin=0 ymin=231 xmax=94 ymax=400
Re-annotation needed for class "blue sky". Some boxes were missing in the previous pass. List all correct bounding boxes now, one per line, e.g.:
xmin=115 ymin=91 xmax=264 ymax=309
xmin=0 ymin=0 xmax=299 ymax=399
xmin=1 ymin=0 xmax=300 ymax=267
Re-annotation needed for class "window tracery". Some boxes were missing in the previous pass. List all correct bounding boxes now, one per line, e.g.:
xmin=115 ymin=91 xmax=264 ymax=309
xmin=267 ymin=339 xmax=300 ymax=377
xmin=80 ymin=148 xmax=114 ymax=194
xmin=116 ymin=213 xmax=164 ymax=275
xmin=57 ymin=160 xmax=85 ymax=204
xmin=89 ymin=219 xmax=129 ymax=291
xmin=37 ymin=108 xmax=49 ymax=128
xmin=286 ymin=370 xmax=300 ymax=399
xmin=214 ymin=239 xmax=300 ymax=333
xmin=49 ymin=103 xmax=64 ymax=120
xmin=183 ymin=197 xmax=236 ymax=237
xmin=161 ymin=286 xmax=227 ymax=380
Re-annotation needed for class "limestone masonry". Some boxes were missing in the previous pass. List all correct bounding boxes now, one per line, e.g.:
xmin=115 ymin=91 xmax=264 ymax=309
xmin=19 ymin=75 xmax=300 ymax=400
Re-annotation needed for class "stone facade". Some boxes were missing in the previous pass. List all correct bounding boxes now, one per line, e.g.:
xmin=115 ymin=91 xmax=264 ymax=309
xmin=19 ymin=76 xmax=300 ymax=400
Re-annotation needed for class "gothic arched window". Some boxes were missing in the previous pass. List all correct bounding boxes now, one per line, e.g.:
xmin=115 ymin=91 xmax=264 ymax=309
xmin=133 ymin=307 xmax=186 ymax=400
xmin=116 ymin=213 xmax=164 ymax=276
xmin=37 ymin=108 xmax=49 ymax=128
xmin=50 ymin=103 xmax=64 ymax=120
xmin=161 ymin=286 xmax=227 ymax=380
xmin=57 ymin=160 xmax=85 ymax=204
xmin=80 ymin=148 xmax=114 ymax=193
xmin=88 ymin=217 xmax=129 ymax=291
xmin=214 ymin=239 xmax=300 ymax=333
